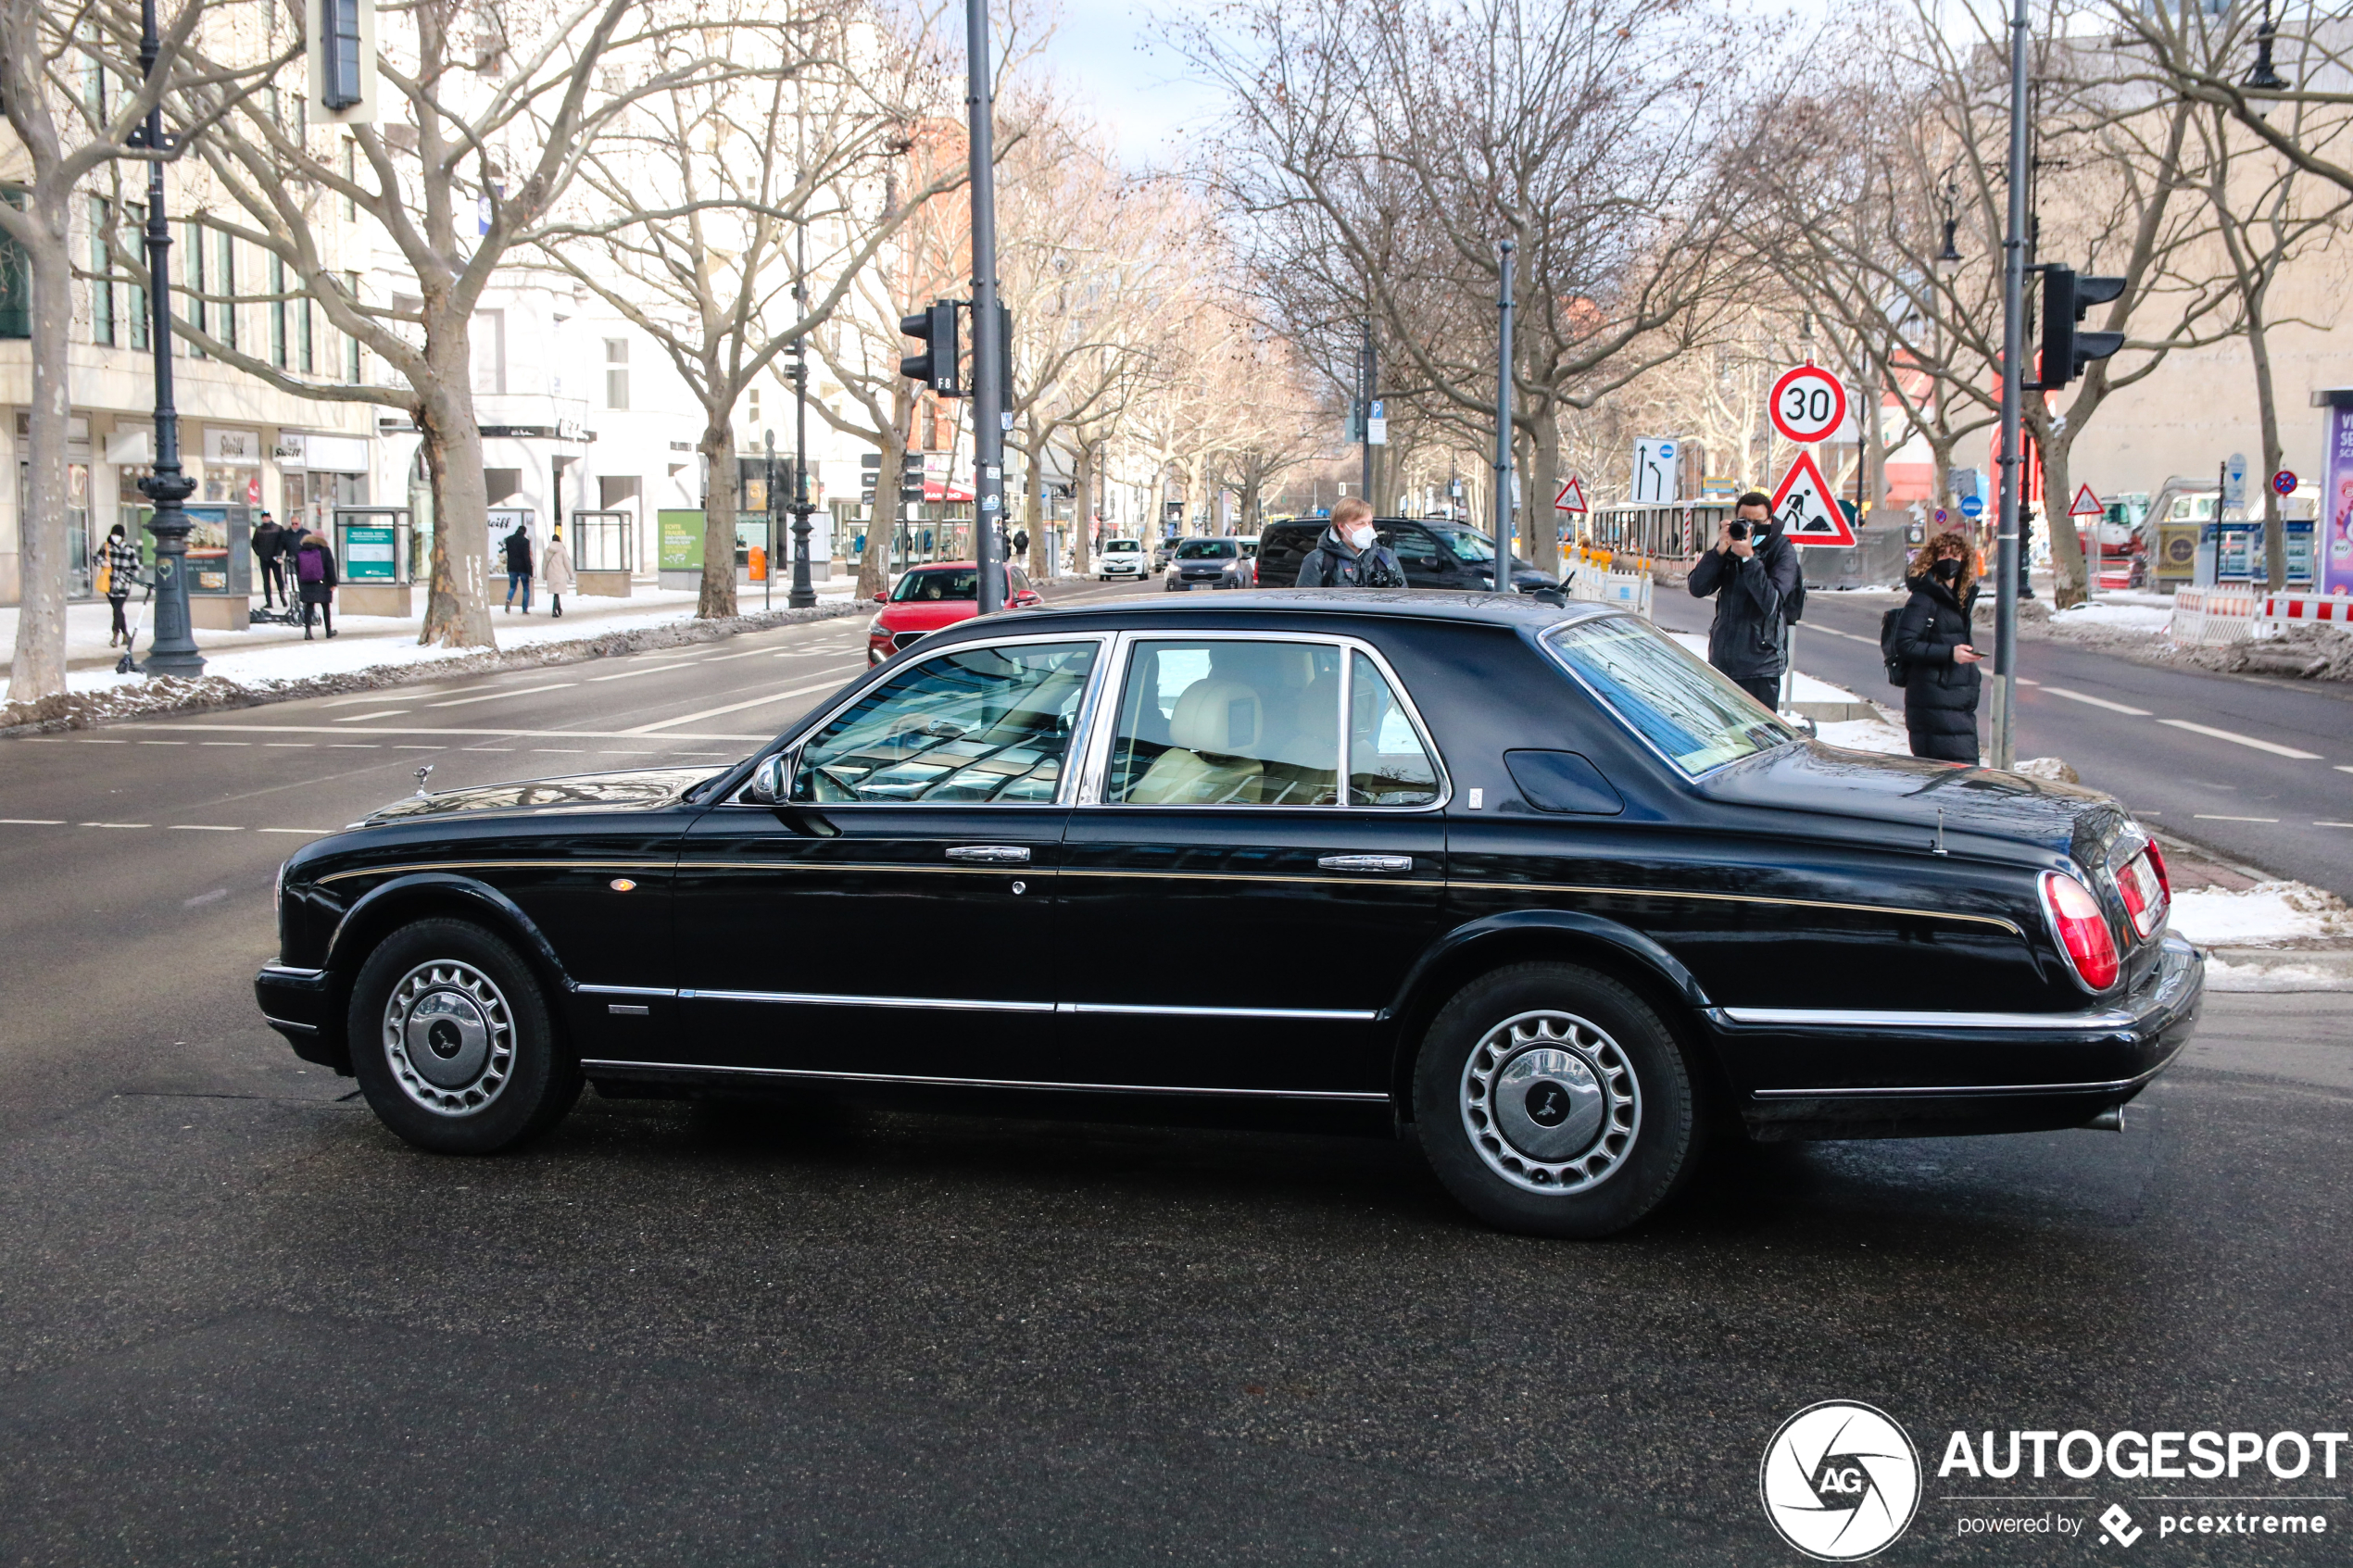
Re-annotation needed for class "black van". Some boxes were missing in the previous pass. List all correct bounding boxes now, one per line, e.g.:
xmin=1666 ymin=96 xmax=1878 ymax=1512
xmin=1256 ymin=517 xmax=1561 ymax=594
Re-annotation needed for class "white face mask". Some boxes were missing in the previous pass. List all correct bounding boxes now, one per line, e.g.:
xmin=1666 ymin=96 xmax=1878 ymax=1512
xmin=1344 ymin=524 xmax=1377 ymax=551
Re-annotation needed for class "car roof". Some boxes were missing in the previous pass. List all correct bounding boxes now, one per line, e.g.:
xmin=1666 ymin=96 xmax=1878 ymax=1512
xmin=968 ymin=587 xmax=1614 ymax=635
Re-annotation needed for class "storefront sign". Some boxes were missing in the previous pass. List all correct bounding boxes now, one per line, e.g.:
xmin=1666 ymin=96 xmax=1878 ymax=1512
xmin=205 ymin=428 xmax=262 ymax=465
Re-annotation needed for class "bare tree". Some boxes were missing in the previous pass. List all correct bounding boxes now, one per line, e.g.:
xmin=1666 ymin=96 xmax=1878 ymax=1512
xmin=2102 ymin=0 xmax=2353 ymax=203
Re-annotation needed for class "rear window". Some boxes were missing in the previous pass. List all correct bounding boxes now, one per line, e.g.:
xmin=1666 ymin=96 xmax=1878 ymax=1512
xmin=1176 ymin=539 xmax=1238 ymax=559
xmin=1541 ymin=615 xmax=1797 ymax=776
xmin=891 ymin=569 xmax=977 ymax=603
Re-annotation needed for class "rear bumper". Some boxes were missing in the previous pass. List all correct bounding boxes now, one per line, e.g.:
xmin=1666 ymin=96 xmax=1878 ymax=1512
xmin=255 ymin=961 xmax=350 ymax=1073
xmin=1712 ymin=934 xmax=2203 ymax=1139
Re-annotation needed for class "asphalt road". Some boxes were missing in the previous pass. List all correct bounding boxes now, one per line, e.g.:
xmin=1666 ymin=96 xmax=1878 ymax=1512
xmin=3 ymin=583 xmax=2351 ymax=1564
xmin=1655 ymin=584 xmax=2353 ymax=899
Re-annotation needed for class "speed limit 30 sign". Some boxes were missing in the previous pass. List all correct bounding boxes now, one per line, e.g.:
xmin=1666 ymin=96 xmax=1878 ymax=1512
xmin=1769 ymin=365 xmax=1848 ymax=445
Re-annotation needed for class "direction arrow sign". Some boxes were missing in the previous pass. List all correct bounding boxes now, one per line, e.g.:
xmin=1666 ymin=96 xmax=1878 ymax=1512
xmin=2069 ymin=483 xmax=2104 ymax=518
xmin=1554 ymin=475 xmax=1589 ymax=514
xmin=1768 ymin=450 xmax=1857 ymax=546
xmin=1768 ymin=365 xmax=1849 ymax=445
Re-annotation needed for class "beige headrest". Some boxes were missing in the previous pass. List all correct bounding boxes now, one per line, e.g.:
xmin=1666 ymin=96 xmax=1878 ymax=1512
xmin=1168 ymin=679 xmax=1262 ymax=754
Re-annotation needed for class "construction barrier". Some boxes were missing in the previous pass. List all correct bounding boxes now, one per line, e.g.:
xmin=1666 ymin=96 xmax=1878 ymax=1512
xmin=2257 ymin=591 xmax=2353 ymax=629
xmin=1567 ymin=563 xmax=1655 ymax=619
xmin=2168 ymin=585 xmax=2262 ymax=646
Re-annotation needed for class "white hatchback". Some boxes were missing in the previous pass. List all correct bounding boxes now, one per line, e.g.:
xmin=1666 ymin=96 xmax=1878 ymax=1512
xmin=1099 ymin=538 xmax=1148 ymax=579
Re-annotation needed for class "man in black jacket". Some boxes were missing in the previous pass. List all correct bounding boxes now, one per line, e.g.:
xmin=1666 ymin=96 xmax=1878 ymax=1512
xmin=1296 ymin=497 xmax=1406 ymax=588
xmin=1687 ymin=490 xmax=1801 ymax=711
xmin=252 ymin=512 xmax=286 ymax=608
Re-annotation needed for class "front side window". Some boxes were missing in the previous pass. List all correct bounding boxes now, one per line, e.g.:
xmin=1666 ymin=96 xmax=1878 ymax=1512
xmin=792 ymin=641 xmax=1097 ymax=804
xmin=1543 ymin=615 xmax=1796 ymax=776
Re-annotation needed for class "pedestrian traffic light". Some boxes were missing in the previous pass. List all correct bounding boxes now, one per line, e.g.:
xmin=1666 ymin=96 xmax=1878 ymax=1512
xmin=899 ymin=299 xmax=962 ymax=396
xmin=2032 ymin=268 xmax=2126 ymax=390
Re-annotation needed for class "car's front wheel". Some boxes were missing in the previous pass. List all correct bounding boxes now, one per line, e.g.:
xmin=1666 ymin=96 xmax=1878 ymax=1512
xmin=1413 ymin=961 xmax=1702 ymax=1237
xmin=347 ymin=917 xmax=581 ymax=1155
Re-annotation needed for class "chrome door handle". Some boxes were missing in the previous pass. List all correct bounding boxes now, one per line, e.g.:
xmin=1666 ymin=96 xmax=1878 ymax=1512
xmin=1317 ymin=854 xmax=1414 ymax=873
xmin=947 ymin=845 xmax=1030 ymax=863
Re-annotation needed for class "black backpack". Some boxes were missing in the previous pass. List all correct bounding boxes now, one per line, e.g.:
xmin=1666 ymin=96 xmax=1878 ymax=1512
xmin=1879 ymin=605 xmax=1909 ymax=687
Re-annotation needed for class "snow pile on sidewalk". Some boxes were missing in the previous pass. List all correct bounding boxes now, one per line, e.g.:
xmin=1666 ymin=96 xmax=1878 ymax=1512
xmin=2171 ymin=881 xmax=2353 ymax=947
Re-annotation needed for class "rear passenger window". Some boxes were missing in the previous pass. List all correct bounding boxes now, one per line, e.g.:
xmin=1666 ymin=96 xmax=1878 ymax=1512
xmin=1348 ymin=652 xmax=1441 ymax=805
xmin=1107 ymin=640 xmax=1340 ymax=806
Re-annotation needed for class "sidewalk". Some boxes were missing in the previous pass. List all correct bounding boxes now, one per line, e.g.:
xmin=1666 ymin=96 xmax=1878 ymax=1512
xmin=1 ymin=581 xmax=857 ymax=695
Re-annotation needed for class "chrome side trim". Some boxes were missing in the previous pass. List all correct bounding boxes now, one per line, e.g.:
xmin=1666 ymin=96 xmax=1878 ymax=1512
xmin=316 ymin=859 xmax=673 ymax=885
xmin=577 ymin=1058 xmax=1390 ymax=1103
xmin=579 ymin=984 xmax=679 ymax=998
xmin=1055 ymin=1001 xmax=1379 ymax=1022
xmin=683 ymin=987 xmax=1056 ymax=1014
xmin=1747 ymin=1045 xmax=2184 ymax=1102
xmin=1713 ymin=1006 xmax=2138 ymax=1033
xmin=260 ymin=1014 xmax=320 ymax=1034
xmin=259 ymin=963 xmax=327 ymax=981
xmin=1448 ymin=879 xmax=2026 ymax=936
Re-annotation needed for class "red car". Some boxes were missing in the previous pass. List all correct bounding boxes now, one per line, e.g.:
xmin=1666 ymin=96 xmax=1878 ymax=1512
xmin=866 ymin=560 xmax=1043 ymax=665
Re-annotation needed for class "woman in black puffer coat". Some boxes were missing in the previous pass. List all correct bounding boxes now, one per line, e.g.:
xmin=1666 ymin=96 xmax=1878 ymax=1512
xmin=1894 ymin=531 xmax=1986 ymax=763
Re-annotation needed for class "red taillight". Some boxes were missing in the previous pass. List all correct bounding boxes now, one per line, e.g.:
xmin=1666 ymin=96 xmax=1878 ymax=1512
xmin=2042 ymin=872 xmax=2120 ymax=990
xmin=2115 ymin=850 xmax=2168 ymax=940
xmin=2144 ymin=839 xmax=2170 ymax=900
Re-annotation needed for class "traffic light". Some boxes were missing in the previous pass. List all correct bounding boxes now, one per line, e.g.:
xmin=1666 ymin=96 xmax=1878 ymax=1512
xmin=899 ymin=454 xmax=925 ymax=503
xmin=2032 ymin=268 xmax=2126 ymax=390
xmin=899 ymin=299 xmax=962 ymax=395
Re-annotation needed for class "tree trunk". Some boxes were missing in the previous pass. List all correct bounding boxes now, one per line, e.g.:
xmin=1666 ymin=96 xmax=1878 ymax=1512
xmin=1071 ymin=444 xmax=1094 ymax=575
xmin=6 ymin=219 xmax=71 ymax=702
xmin=698 ymin=421 xmax=739 ymax=619
xmin=2248 ymin=286 xmax=2287 ymax=590
xmin=1860 ymin=367 xmax=1887 ymax=524
xmin=1238 ymin=471 xmax=1262 ymax=533
xmin=1528 ymin=412 xmax=1564 ymax=576
xmin=1930 ymin=436 xmax=1954 ymax=530
xmin=418 ymin=383 xmax=497 ymax=649
xmin=2036 ymin=420 xmax=2090 ymax=609
xmin=858 ymin=426 xmax=903 ymax=601
xmin=1024 ymin=421 xmax=1050 ymax=579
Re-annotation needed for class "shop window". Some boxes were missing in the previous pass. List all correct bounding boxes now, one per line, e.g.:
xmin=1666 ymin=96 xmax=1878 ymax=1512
xmin=484 ymin=468 xmax=522 ymax=505
xmin=89 ymin=196 xmax=115 ymax=345
xmin=0 ymin=189 xmax=29 ymax=340
xmin=605 ymin=338 xmax=628 ymax=409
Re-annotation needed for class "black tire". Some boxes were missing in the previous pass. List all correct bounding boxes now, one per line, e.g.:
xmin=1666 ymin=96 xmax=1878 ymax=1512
xmin=1413 ymin=961 xmax=1703 ymax=1238
xmin=346 ymin=917 xmax=582 ymax=1155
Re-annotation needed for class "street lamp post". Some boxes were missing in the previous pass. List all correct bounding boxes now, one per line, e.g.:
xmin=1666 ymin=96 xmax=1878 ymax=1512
xmin=1991 ymin=0 xmax=2032 ymax=770
xmin=762 ymin=429 xmax=776 ymax=613
xmin=1491 ymin=237 xmax=1515 ymax=589
xmin=788 ymin=224 xmax=816 ymax=610
xmin=132 ymin=0 xmax=202 ymax=677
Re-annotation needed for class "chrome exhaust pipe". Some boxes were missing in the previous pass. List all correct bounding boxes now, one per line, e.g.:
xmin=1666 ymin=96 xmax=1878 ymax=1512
xmin=2082 ymin=1106 xmax=2125 ymax=1133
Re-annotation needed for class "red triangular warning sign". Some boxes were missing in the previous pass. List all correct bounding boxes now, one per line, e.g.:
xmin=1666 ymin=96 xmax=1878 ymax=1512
xmin=1768 ymin=450 xmax=1856 ymax=546
xmin=2068 ymin=483 xmax=2104 ymax=518
xmin=1554 ymin=475 xmax=1588 ymax=513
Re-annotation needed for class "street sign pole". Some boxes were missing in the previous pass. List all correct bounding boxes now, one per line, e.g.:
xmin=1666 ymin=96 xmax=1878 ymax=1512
xmin=1361 ymin=318 xmax=1376 ymax=508
xmin=966 ymin=0 xmax=1005 ymax=615
xmin=1991 ymin=0 xmax=2032 ymax=771
xmin=1492 ymin=238 xmax=1515 ymax=589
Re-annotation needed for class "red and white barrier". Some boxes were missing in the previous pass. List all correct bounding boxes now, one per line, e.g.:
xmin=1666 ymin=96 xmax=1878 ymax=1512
xmin=2259 ymin=591 xmax=2353 ymax=627
xmin=2169 ymin=586 xmax=2262 ymax=646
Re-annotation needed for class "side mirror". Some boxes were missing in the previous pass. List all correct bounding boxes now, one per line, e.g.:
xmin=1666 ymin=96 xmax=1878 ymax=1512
xmin=744 ymin=751 xmax=790 ymax=804
xmin=871 ymin=592 xmax=888 ymax=605
xmin=1013 ymin=589 xmax=1041 ymax=608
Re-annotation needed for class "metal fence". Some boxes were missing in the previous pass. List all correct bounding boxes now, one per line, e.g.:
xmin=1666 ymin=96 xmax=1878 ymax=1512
xmin=1582 ymin=503 xmax=1733 ymax=559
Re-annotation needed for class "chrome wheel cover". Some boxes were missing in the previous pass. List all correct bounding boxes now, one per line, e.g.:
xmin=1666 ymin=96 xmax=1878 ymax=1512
xmin=1459 ymin=1010 xmax=1641 ymax=1194
xmin=382 ymin=959 xmax=517 ymax=1116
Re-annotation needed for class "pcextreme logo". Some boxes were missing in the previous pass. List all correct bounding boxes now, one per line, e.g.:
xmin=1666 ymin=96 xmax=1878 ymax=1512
xmin=1760 ymin=1400 xmax=1924 ymax=1562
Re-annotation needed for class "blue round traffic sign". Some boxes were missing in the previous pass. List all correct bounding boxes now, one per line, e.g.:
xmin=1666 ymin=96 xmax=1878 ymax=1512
xmin=1959 ymin=495 xmax=1985 ymax=520
xmin=2273 ymin=470 xmax=2297 ymax=496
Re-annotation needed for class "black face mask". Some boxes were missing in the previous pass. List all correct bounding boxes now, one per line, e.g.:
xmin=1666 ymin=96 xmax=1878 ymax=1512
xmin=1932 ymin=558 xmax=1961 ymax=583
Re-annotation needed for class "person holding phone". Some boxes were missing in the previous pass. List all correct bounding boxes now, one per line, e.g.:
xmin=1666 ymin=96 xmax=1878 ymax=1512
xmin=1894 ymin=530 xmax=1986 ymax=762
xmin=1687 ymin=489 xmax=1802 ymax=711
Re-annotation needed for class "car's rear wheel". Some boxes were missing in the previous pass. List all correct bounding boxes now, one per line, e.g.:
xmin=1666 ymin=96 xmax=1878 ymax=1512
xmin=1413 ymin=961 xmax=1702 ymax=1237
xmin=347 ymin=917 xmax=581 ymax=1155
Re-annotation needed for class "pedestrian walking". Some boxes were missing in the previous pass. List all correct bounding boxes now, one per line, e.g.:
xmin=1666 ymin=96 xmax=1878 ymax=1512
xmin=542 ymin=524 xmax=575 ymax=619
xmin=294 ymin=527 xmax=339 ymax=640
xmin=502 ymin=522 xmax=534 ymax=614
xmin=1295 ymin=497 xmax=1406 ymax=587
xmin=1888 ymin=531 xmax=1984 ymax=762
xmin=1686 ymin=489 xmax=1803 ymax=713
xmin=252 ymin=512 xmax=287 ymax=608
xmin=100 ymin=523 xmax=143 ymax=647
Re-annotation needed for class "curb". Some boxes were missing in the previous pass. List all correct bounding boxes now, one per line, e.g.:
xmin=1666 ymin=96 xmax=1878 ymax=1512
xmin=0 ymin=599 xmax=869 ymax=740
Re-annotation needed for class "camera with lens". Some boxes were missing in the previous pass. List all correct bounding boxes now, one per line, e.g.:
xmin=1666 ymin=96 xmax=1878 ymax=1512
xmin=1727 ymin=520 xmax=1750 ymax=541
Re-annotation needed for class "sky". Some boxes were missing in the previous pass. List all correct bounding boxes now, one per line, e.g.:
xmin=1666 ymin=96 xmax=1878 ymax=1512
xmin=1036 ymin=1 xmax=1227 ymax=170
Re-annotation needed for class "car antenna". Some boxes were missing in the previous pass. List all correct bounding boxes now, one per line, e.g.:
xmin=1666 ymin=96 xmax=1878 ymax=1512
xmin=415 ymin=764 xmax=434 ymax=797
xmin=1931 ymin=807 xmax=1948 ymax=857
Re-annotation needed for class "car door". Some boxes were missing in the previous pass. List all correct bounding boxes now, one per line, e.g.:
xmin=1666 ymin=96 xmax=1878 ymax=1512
xmin=1052 ymin=633 xmax=1450 ymax=1097
xmin=671 ymin=634 xmax=1108 ymax=1085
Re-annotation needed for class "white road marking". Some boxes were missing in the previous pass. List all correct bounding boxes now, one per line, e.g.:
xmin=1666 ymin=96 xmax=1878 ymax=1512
xmin=2195 ymin=814 xmax=2280 ymax=823
xmin=533 ymin=747 xmax=588 ymax=753
xmin=81 ymin=822 xmax=150 ymax=828
xmin=2338 ymin=765 xmax=2353 ymax=776
xmin=2317 ymin=822 xmax=2353 ymax=829
xmin=200 ymin=740 xmax=253 ymax=746
xmin=2041 ymin=687 xmax=2153 ymax=716
xmin=2156 ymin=720 xmax=2323 ymax=759
xmin=424 ymin=682 xmax=578 ymax=709
xmin=0 ymin=818 xmax=66 ymax=824
xmin=76 ymin=738 xmax=127 ymax=744
xmin=394 ymin=744 xmax=446 ymax=750
xmin=1802 ymin=625 xmax=1877 ymax=645
xmin=2015 ymin=678 xmax=2040 ymax=686
xmin=258 ymin=827 xmax=331 ymax=834
xmin=169 ymin=824 xmax=244 ymax=832
xmin=264 ymin=742 xmax=313 ymax=747
xmin=324 ymin=743 xmax=380 ymax=748
xmin=138 ymin=740 xmax=187 ymax=746
xmin=623 ymin=677 xmax=855 ymax=734
xmin=333 ymin=710 xmax=409 ymax=722
xmin=586 ymin=659 xmax=709 ymax=683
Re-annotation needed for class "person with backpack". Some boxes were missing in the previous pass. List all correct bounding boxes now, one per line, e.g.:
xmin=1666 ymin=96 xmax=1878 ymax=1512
xmin=1296 ymin=496 xmax=1407 ymax=588
xmin=293 ymin=527 xmax=339 ymax=640
xmin=1882 ymin=530 xmax=1985 ymax=762
xmin=502 ymin=522 xmax=534 ymax=613
xmin=541 ymin=523 xmax=575 ymax=619
xmin=1686 ymin=489 xmax=1803 ymax=712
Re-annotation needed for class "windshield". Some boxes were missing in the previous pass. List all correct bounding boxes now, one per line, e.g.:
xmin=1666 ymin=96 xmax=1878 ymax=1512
xmin=1105 ymin=539 xmax=1141 ymax=552
xmin=1428 ymin=526 xmax=1496 ymax=564
xmin=890 ymin=569 xmax=978 ymax=603
xmin=1541 ymin=616 xmax=1798 ymax=776
xmin=1176 ymin=539 xmax=1238 ymax=559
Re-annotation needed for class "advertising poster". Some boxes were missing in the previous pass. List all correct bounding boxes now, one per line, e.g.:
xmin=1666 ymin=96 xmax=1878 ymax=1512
xmin=2327 ymin=401 xmax=2353 ymax=596
xmin=656 ymin=508 xmax=704 ymax=571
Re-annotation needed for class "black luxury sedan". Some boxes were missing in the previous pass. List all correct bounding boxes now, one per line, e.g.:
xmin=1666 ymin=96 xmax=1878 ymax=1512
xmin=255 ymin=592 xmax=2200 ymax=1237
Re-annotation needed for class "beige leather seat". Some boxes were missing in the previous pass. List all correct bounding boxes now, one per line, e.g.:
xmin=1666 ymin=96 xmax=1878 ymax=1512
xmin=1129 ymin=680 xmax=1265 ymax=804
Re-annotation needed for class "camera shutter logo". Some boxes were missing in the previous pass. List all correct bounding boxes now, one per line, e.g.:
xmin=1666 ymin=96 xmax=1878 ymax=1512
xmin=1759 ymin=1400 xmax=1921 ymax=1561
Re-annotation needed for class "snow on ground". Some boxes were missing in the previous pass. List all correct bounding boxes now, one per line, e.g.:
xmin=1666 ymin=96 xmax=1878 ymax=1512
xmin=2169 ymin=882 xmax=2353 ymax=947
xmin=2046 ymin=601 xmax=2175 ymax=634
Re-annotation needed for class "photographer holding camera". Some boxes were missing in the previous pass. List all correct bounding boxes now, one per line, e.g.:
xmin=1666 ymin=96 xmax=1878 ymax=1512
xmin=1687 ymin=489 xmax=1803 ymax=712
